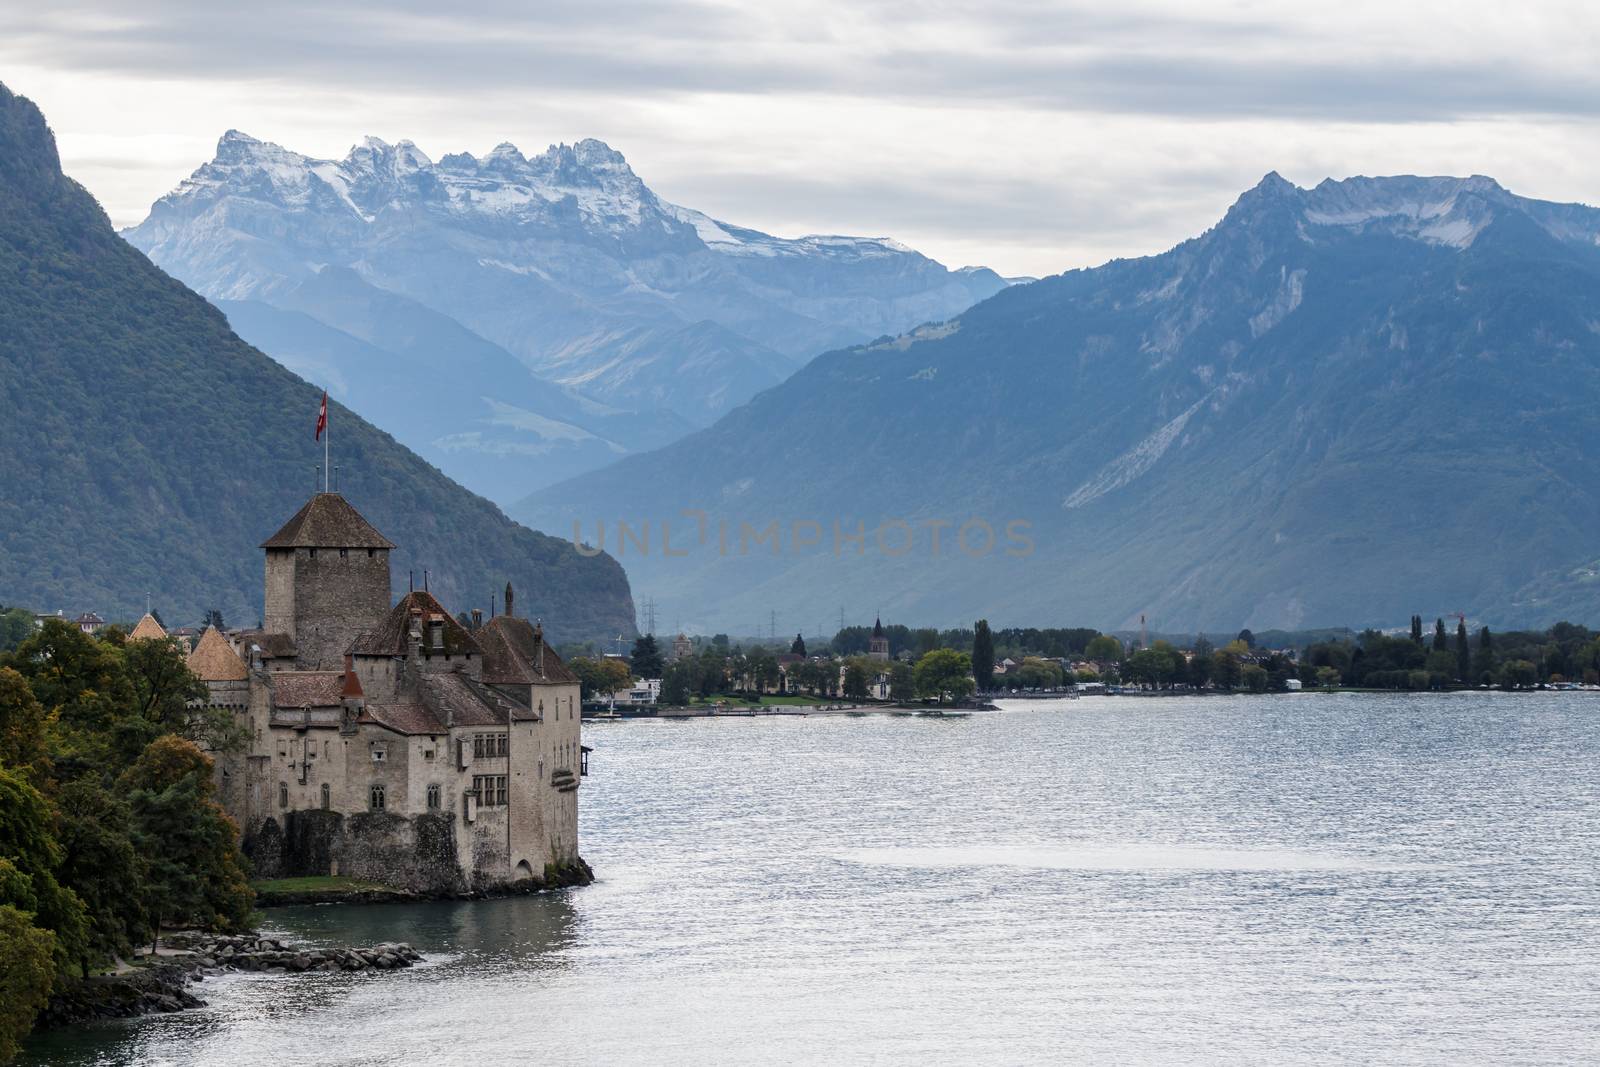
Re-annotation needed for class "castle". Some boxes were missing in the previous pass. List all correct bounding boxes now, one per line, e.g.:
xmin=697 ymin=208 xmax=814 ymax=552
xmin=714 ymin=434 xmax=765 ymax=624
xmin=188 ymin=492 xmax=588 ymax=893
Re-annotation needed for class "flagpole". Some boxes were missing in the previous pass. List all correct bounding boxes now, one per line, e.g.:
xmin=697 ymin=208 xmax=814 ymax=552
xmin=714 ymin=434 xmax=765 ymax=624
xmin=324 ymin=392 xmax=330 ymax=493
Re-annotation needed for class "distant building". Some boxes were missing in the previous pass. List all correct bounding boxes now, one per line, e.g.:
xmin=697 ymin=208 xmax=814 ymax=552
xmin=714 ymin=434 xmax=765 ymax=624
xmin=670 ymin=632 xmax=694 ymax=663
xmin=74 ymin=612 xmax=105 ymax=634
xmin=869 ymin=617 xmax=889 ymax=662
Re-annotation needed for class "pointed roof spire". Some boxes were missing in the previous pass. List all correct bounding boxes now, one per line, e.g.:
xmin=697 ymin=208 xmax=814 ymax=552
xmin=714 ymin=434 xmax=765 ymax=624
xmin=872 ymin=616 xmax=884 ymax=638
xmin=129 ymin=613 xmax=168 ymax=641
xmin=261 ymin=493 xmax=395 ymax=549
xmin=187 ymin=625 xmax=248 ymax=681
xmin=504 ymin=581 xmax=515 ymax=619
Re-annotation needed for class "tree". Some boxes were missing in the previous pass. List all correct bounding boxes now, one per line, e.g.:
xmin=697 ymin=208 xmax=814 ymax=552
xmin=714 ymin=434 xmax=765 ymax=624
xmin=972 ymin=619 xmax=995 ymax=693
xmin=1211 ymin=648 xmax=1243 ymax=690
xmin=0 ymin=607 xmax=34 ymax=654
xmin=1016 ymin=657 xmax=1064 ymax=690
xmin=1315 ymin=666 xmax=1341 ymax=690
xmin=913 ymin=649 xmax=974 ymax=704
xmin=1084 ymin=635 xmax=1123 ymax=665
xmin=1474 ymin=627 xmax=1496 ymax=684
xmin=54 ymin=779 xmax=148 ymax=967
xmin=0 ymin=767 xmax=88 ymax=980
xmin=0 ymin=904 xmax=55 ymax=1062
xmin=1188 ymin=637 xmax=1214 ymax=688
xmin=889 ymin=661 xmax=915 ymax=701
xmin=119 ymin=737 xmax=253 ymax=941
xmin=790 ymin=633 xmax=806 ymax=657
xmin=1240 ymin=664 xmax=1269 ymax=692
xmin=1455 ymin=619 xmax=1471 ymax=681
xmin=0 ymin=667 xmax=51 ymax=782
xmin=202 ymin=608 xmax=226 ymax=632
xmin=3 ymin=619 xmax=137 ymax=775
xmin=628 ymin=634 xmax=664 ymax=679
xmin=1410 ymin=615 xmax=1424 ymax=645
xmin=659 ymin=663 xmax=694 ymax=706
xmin=569 ymin=656 xmax=632 ymax=700
xmin=842 ymin=662 xmax=870 ymax=701
xmin=1237 ymin=628 xmax=1256 ymax=650
xmin=1432 ymin=618 xmax=1449 ymax=653
xmin=121 ymin=635 xmax=238 ymax=756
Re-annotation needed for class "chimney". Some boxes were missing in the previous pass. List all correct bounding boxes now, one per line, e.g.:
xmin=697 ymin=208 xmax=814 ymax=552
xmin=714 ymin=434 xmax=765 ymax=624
xmin=504 ymin=582 xmax=515 ymax=619
xmin=471 ymin=608 xmax=483 ymax=629
xmin=407 ymin=606 xmax=423 ymax=660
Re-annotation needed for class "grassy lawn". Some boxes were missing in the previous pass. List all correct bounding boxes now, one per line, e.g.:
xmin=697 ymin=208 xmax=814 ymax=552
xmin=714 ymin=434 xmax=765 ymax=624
xmin=252 ymin=875 xmax=390 ymax=894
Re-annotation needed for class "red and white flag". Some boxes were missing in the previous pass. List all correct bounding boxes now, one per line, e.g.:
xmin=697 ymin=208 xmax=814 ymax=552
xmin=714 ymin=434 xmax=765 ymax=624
xmin=315 ymin=390 xmax=328 ymax=441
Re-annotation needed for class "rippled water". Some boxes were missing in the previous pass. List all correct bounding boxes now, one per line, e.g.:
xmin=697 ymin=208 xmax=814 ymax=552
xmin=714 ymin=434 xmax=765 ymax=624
xmin=24 ymin=693 xmax=1600 ymax=1065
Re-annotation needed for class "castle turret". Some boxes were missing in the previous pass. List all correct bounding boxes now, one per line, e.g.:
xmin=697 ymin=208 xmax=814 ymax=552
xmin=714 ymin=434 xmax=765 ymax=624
xmin=261 ymin=493 xmax=395 ymax=670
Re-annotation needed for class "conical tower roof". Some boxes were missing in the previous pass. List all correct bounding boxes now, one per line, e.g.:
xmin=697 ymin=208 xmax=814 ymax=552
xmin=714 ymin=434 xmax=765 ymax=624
xmin=187 ymin=625 xmax=248 ymax=681
xmin=129 ymin=613 xmax=168 ymax=641
xmin=261 ymin=493 xmax=395 ymax=549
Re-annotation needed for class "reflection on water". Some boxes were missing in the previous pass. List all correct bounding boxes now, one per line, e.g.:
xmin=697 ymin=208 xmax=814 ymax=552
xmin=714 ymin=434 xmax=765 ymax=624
xmin=21 ymin=693 xmax=1600 ymax=1065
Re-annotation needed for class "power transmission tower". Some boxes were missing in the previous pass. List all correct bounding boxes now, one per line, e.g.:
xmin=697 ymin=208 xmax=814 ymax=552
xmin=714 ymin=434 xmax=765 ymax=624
xmin=641 ymin=597 xmax=658 ymax=635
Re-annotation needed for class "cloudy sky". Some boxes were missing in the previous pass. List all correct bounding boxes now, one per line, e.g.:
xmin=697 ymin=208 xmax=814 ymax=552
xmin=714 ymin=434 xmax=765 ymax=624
xmin=3 ymin=0 xmax=1597 ymax=277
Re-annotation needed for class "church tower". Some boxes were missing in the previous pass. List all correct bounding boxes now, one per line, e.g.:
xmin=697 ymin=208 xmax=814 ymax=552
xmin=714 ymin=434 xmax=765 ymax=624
xmin=262 ymin=493 xmax=395 ymax=669
xmin=869 ymin=617 xmax=890 ymax=661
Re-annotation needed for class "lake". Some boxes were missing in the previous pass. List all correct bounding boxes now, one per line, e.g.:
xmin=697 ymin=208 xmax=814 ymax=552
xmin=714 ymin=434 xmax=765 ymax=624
xmin=22 ymin=693 xmax=1600 ymax=1065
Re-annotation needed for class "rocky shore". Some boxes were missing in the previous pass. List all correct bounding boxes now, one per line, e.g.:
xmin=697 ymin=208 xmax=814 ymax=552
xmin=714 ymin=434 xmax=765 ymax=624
xmin=35 ymin=932 xmax=425 ymax=1031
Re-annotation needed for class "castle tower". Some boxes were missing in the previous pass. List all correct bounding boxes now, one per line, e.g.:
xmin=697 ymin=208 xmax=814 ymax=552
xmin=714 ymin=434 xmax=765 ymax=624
xmin=869 ymin=617 xmax=890 ymax=662
xmin=261 ymin=493 xmax=395 ymax=670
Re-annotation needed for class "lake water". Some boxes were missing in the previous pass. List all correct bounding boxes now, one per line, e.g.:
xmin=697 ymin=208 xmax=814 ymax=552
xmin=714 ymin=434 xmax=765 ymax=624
xmin=23 ymin=693 xmax=1600 ymax=1065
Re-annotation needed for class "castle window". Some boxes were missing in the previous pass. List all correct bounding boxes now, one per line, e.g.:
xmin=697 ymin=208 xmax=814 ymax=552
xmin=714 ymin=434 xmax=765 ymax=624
xmin=277 ymin=740 xmax=287 ymax=759
xmin=279 ymin=782 xmax=288 ymax=808
xmin=368 ymin=548 xmax=376 ymax=558
xmin=427 ymin=785 xmax=441 ymax=810
xmin=308 ymin=548 xmax=316 ymax=559
xmin=369 ymin=785 xmax=385 ymax=811
xmin=429 ymin=620 xmax=444 ymax=650
xmin=320 ymin=783 xmax=330 ymax=810
xmin=371 ymin=744 xmax=387 ymax=763
xmin=339 ymin=548 xmax=348 ymax=558
xmin=423 ymin=748 xmax=435 ymax=761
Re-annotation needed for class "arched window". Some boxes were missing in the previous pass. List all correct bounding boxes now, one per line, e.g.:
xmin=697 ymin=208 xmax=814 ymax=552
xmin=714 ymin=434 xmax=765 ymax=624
xmin=279 ymin=782 xmax=288 ymax=808
xmin=320 ymin=783 xmax=330 ymax=810
xmin=370 ymin=784 xmax=386 ymax=811
xmin=427 ymin=784 xmax=441 ymax=810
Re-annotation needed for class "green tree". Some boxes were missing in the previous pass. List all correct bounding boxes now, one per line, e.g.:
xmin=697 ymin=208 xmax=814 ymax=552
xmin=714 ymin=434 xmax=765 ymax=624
xmin=889 ymin=661 xmax=915 ymax=701
xmin=55 ymin=780 xmax=148 ymax=965
xmin=628 ymin=634 xmax=664 ymax=679
xmin=842 ymin=662 xmax=870 ymax=701
xmin=913 ymin=649 xmax=974 ymax=704
xmin=1188 ymin=637 xmax=1213 ymax=688
xmin=972 ymin=619 xmax=995 ymax=692
xmin=659 ymin=663 xmax=694 ymax=706
xmin=1315 ymin=666 xmax=1341 ymax=690
xmin=119 ymin=737 xmax=253 ymax=942
xmin=0 ymin=767 xmax=88 ymax=980
xmin=1455 ymin=619 xmax=1471 ymax=681
xmin=1432 ymin=618 xmax=1448 ymax=653
xmin=4 ymin=619 xmax=137 ymax=776
xmin=0 ymin=904 xmax=55 ymax=1062
xmin=1237 ymin=628 xmax=1256 ymax=650
xmin=1474 ymin=626 xmax=1496 ymax=684
xmin=569 ymin=656 xmax=632 ymax=700
xmin=121 ymin=635 xmax=238 ymax=756
xmin=1240 ymin=664 xmax=1269 ymax=692
xmin=1211 ymin=648 xmax=1243 ymax=690
xmin=1410 ymin=615 xmax=1424 ymax=645
xmin=0 ymin=667 xmax=51 ymax=782
xmin=1084 ymin=635 xmax=1123 ymax=665
xmin=0 ymin=608 xmax=34 ymax=654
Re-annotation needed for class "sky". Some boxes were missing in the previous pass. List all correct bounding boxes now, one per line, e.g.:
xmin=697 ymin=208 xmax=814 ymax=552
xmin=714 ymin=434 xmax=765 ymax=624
xmin=3 ymin=0 xmax=1598 ymax=278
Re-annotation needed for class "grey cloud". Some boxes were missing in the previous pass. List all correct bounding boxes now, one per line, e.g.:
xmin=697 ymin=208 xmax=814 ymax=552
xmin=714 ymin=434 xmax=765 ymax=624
xmin=6 ymin=1 xmax=1600 ymax=123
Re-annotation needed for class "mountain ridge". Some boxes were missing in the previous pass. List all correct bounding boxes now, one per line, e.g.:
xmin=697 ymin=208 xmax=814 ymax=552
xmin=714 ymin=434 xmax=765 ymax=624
xmin=123 ymin=129 xmax=1009 ymax=502
xmin=515 ymin=171 xmax=1600 ymax=633
xmin=0 ymin=83 xmax=636 ymax=642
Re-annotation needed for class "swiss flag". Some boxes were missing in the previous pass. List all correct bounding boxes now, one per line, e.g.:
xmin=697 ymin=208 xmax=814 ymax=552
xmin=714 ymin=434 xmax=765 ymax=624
xmin=315 ymin=390 xmax=328 ymax=441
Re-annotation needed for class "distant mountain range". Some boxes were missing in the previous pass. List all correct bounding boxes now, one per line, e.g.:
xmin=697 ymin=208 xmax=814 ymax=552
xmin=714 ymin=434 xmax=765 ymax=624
xmin=123 ymin=132 xmax=1007 ymax=503
xmin=517 ymin=171 xmax=1600 ymax=633
xmin=0 ymin=83 xmax=635 ymax=643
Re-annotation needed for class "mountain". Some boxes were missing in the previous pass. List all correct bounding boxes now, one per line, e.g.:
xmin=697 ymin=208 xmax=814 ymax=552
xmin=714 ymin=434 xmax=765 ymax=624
xmin=0 ymin=83 xmax=634 ymax=643
xmin=123 ymin=132 xmax=1008 ymax=500
xmin=516 ymin=172 xmax=1600 ymax=633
